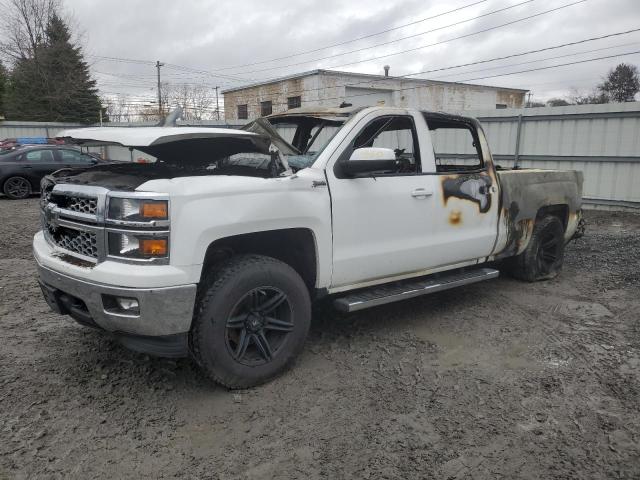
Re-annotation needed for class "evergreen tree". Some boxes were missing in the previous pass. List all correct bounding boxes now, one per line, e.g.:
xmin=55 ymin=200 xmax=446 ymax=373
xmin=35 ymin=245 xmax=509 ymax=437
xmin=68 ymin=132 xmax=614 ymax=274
xmin=4 ymin=13 xmax=103 ymax=123
xmin=598 ymin=63 xmax=640 ymax=103
xmin=0 ymin=62 xmax=6 ymax=118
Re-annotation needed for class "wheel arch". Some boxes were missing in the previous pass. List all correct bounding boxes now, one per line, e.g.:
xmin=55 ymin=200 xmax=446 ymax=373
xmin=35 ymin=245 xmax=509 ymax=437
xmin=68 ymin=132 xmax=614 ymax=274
xmin=536 ymin=204 xmax=569 ymax=231
xmin=200 ymin=228 xmax=319 ymax=293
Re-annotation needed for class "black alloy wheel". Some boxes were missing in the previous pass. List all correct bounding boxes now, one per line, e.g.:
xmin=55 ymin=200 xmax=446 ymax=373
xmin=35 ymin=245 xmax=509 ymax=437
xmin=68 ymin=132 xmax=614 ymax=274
xmin=536 ymin=229 xmax=562 ymax=275
xmin=190 ymin=254 xmax=311 ymax=388
xmin=3 ymin=176 xmax=31 ymax=199
xmin=507 ymin=215 xmax=565 ymax=282
xmin=225 ymin=287 xmax=294 ymax=366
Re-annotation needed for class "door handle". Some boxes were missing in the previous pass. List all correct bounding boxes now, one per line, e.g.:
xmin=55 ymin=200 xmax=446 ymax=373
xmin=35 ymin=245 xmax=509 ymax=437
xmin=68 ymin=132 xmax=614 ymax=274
xmin=411 ymin=188 xmax=432 ymax=198
xmin=22 ymin=165 xmax=33 ymax=169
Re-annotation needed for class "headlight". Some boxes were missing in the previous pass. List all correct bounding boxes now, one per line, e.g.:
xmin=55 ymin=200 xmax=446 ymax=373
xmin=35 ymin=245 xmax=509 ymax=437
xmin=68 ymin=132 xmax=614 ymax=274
xmin=108 ymin=198 xmax=168 ymax=222
xmin=108 ymin=232 xmax=169 ymax=260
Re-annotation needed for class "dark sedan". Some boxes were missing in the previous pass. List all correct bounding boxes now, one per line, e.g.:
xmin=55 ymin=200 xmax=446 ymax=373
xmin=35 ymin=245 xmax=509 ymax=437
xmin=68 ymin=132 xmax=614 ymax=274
xmin=0 ymin=146 xmax=106 ymax=199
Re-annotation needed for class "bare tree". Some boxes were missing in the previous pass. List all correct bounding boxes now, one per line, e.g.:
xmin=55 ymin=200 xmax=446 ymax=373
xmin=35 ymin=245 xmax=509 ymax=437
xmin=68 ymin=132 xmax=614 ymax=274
xmin=103 ymin=95 xmax=143 ymax=123
xmin=161 ymin=82 xmax=216 ymax=121
xmin=0 ymin=0 xmax=60 ymax=62
xmin=568 ymin=87 xmax=608 ymax=105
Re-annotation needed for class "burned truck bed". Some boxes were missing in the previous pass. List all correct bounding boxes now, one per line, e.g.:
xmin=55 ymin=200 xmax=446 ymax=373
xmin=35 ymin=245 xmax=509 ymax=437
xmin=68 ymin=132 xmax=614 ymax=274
xmin=496 ymin=168 xmax=584 ymax=258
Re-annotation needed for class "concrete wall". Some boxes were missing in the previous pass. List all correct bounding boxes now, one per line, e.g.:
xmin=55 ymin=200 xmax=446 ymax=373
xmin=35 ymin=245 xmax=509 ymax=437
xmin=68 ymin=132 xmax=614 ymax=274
xmin=223 ymin=71 xmax=526 ymax=121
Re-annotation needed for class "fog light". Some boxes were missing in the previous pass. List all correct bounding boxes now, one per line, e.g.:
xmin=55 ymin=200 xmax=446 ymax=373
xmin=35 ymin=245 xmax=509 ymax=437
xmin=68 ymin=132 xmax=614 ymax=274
xmin=116 ymin=297 xmax=139 ymax=312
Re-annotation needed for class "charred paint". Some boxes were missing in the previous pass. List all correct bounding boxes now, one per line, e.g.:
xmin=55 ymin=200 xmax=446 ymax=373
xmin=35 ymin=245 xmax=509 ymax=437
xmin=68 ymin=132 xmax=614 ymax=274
xmin=449 ymin=210 xmax=462 ymax=225
xmin=441 ymin=174 xmax=493 ymax=213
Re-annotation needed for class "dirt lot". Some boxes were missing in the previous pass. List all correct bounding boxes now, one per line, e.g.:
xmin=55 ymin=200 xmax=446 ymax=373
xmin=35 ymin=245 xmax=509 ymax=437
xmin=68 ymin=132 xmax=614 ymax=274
xmin=1 ymin=197 xmax=639 ymax=479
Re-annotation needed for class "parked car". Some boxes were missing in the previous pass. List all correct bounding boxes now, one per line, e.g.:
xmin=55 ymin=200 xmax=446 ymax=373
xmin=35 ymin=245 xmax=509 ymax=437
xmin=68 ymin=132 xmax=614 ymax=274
xmin=35 ymin=106 xmax=583 ymax=388
xmin=0 ymin=146 xmax=106 ymax=199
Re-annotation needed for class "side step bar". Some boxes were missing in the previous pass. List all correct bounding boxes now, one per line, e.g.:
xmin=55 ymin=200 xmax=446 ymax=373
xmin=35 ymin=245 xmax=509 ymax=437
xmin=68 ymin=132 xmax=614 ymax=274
xmin=333 ymin=267 xmax=499 ymax=313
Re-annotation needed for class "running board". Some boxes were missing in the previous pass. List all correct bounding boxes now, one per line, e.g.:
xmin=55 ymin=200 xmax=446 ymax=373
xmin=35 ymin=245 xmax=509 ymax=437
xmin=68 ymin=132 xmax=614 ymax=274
xmin=333 ymin=267 xmax=499 ymax=313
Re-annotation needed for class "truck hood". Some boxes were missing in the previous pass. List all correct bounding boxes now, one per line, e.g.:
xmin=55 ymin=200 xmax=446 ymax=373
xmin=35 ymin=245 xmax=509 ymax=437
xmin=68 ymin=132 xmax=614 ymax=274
xmin=58 ymin=126 xmax=272 ymax=164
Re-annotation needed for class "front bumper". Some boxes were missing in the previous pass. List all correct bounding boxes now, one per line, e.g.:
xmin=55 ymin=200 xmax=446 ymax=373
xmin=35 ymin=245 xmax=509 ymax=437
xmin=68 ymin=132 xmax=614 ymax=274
xmin=37 ymin=261 xmax=197 ymax=355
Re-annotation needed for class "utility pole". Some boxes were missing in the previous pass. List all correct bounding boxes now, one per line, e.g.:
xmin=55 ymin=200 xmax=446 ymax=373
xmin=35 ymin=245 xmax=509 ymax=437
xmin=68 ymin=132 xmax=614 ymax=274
xmin=156 ymin=60 xmax=165 ymax=118
xmin=215 ymin=86 xmax=220 ymax=121
xmin=526 ymin=92 xmax=532 ymax=108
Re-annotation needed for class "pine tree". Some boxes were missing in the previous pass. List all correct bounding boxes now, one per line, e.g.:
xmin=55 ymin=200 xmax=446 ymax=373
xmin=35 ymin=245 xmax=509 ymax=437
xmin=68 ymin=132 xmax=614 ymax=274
xmin=598 ymin=63 xmax=640 ymax=103
xmin=0 ymin=62 xmax=6 ymax=118
xmin=41 ymin=14 xmax=102 ymax=122
xmin=4 ymin=13 xmax=103 ymax=122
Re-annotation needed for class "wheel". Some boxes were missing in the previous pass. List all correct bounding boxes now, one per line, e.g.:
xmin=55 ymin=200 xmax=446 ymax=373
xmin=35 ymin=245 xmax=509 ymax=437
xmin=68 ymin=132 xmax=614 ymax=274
xmin=3 ymin=176 xmax=32 ymax=199
xmin=190 ymin=254 xmax=311 ymax=388
xmin=508 ymin=215 xmax=565 ymax=282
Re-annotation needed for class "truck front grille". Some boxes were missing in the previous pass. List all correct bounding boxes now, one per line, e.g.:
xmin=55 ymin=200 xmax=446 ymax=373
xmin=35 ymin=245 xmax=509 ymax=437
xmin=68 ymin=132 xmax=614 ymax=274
xmin=48 ymin=226 xmax=98 ymax=258
xmin=50 ymin=193 xmax=98 ymax=215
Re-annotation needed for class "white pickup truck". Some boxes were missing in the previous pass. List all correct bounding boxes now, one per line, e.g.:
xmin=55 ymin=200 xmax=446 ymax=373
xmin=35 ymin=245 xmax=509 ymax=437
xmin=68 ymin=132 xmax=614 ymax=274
xmin=34 ymin=106 xmax=583 ymax=387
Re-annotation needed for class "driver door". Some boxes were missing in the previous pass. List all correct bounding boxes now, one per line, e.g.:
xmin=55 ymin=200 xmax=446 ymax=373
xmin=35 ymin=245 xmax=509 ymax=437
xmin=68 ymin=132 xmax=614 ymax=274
xmin=326 ymin=112 xmax=437 ymax=288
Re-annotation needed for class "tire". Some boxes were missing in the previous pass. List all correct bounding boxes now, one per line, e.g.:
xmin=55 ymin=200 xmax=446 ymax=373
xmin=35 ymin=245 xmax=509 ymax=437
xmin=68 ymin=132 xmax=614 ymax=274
xmin=190 ymin=254 xmax=311 ymax=389
xmin=508 ymin=215 xmax=565 ymax=282
xmin=3 ymin=176 xmax=32 ymax=199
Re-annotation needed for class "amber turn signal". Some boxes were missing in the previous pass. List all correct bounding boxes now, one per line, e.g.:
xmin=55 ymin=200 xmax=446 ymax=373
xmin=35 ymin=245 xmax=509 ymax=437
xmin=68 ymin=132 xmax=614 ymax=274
xmin=141 ymin=201 xmax=168 ymax=219
xmin=139 ymin=238 xmax=168 ymax=256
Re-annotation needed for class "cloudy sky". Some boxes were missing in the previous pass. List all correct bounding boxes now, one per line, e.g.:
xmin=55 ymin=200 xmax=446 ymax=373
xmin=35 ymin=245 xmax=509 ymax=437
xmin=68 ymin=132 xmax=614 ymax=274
xmin=64 ymin=0 xmax=640 ymax=107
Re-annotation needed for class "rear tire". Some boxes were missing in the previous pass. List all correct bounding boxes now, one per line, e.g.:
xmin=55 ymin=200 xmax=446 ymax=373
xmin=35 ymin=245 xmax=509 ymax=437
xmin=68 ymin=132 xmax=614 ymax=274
xmin=190 ymin=254 xmax=311 ymax=389
xmin=3 ymin=176 xmax=32 ymax=199
xmin=508 ymin=215 xmax=565 ymax=282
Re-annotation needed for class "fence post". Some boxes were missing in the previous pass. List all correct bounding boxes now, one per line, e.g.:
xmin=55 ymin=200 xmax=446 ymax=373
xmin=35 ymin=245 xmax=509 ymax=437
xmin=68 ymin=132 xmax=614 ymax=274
xmin=513 ymin=113 xmax=523 ymax=169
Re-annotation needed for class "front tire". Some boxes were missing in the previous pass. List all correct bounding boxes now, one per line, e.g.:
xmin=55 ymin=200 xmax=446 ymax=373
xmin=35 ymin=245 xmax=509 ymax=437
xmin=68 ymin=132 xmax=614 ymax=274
xmin=190 ymin=254 xmax=311 ymax=388
xmin=508 ymin=215 xmax=565 ymax=282
xmin=3 ymin=176 xmax=32 ymax=199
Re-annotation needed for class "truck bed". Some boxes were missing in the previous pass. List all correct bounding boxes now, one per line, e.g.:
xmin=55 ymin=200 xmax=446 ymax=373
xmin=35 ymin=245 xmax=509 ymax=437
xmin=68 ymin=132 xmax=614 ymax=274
xmin=495 ymin=168 xmax=583 ymax=258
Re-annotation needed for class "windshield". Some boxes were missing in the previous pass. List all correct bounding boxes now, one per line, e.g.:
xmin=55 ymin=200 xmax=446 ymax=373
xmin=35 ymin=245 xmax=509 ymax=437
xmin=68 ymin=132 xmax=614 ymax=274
xmin=243 ymin=115 xmax=346 ymax=171
xmin=272 ymin=122 xmax=343 ymax=170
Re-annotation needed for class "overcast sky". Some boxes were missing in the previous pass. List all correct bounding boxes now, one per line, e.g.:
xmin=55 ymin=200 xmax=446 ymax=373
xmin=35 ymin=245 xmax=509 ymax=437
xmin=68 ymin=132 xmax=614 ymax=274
xmin=64 ymin=0 xmax=640 ymax=106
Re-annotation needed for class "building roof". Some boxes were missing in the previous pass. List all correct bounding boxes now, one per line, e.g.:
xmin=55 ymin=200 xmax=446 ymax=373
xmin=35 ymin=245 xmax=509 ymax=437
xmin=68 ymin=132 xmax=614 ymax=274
xmin=222 ymin=69 xmax=529 ymax=94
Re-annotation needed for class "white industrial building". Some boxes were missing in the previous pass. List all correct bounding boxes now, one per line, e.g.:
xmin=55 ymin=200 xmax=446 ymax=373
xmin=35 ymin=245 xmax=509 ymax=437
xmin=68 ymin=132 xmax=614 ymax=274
xmin=223 ymin=68 xmax=528 ymax=121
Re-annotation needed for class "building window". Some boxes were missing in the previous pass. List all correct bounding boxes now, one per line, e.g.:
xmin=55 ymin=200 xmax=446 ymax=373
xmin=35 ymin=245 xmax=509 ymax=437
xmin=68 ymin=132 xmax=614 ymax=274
xmin=237 ymin=104 xmax=248 ymax=119
xmin=260 ymin=101 xmax=272 ymax=116
xmin=287 ymin=96 xmax=301 ymax=109
xmin=495 ymin=103 xmax=508 ymax=109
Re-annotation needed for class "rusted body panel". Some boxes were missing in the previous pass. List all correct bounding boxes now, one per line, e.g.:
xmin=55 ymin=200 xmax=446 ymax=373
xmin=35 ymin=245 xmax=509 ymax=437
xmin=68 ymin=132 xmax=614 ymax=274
xmin=492 ymin=169 xmax=584 ymax=258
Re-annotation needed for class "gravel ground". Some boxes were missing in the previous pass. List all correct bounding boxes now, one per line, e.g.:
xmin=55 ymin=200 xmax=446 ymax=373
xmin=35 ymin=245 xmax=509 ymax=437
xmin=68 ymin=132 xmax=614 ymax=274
xmin=1 ymin=198 xmax=639 ymax=479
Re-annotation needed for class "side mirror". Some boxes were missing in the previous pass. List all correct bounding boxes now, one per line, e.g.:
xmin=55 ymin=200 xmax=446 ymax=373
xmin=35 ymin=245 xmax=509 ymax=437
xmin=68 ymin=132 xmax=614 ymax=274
xmin=341 ymin=147 xmax=398 ymax=177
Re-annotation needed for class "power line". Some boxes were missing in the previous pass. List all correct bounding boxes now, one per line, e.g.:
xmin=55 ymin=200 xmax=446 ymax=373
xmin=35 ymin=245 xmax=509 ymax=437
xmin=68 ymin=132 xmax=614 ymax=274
xmin=220 ymin=28 xmax=640 ymax=104
xmin=229 ymin=49 xmax=640 ymax=109
xmin=429 ymin=41 xmax=640 ymax=80
xmin=213 ymin=0 xmax=490 ymax=71
xmin=87 ymin=0 xmax=584 ymax=92
xmin=324 ymin=0 xmax=587 ymax=71
xmin=457 ymin=49 xmax=640 ymax=82
xmin=225 ymin=0 xmax=544 ymax=76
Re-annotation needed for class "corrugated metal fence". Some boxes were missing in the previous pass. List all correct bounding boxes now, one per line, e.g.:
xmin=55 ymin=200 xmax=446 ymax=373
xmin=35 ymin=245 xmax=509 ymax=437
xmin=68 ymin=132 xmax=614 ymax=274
xmin=461 ymin=102 xmax=640 ymax=209
xmin=2 ymin=102 xmax=639 ymax=208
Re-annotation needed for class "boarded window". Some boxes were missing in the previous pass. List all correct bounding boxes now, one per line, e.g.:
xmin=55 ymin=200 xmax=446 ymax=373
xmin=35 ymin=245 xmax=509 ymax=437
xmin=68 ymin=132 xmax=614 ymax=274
xmin=287 ymin=96 xmax=301 ymax=109
xmin=237 ymin=104 xmax=248 ymax=119
xmin=260 ymin=101 xmax=272 ymax=116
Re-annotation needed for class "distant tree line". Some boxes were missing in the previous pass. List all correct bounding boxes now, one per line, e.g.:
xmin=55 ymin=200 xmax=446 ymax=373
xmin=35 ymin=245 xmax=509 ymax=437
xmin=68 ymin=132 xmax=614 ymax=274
xmin=527 ymin=63 xmax=640 ymax=108
xmin=0 ymin=0 xmax=104 ymax=123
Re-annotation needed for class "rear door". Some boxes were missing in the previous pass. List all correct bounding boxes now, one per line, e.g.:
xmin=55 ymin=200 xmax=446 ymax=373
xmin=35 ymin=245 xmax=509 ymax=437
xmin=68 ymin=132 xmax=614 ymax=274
xmin=56 ymin=148 xmax=97 ymax=168
xmin=423 ymin=114 xmax=500 ymax=264
xmin=19 ymin=149 xmax=60 ymax=186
